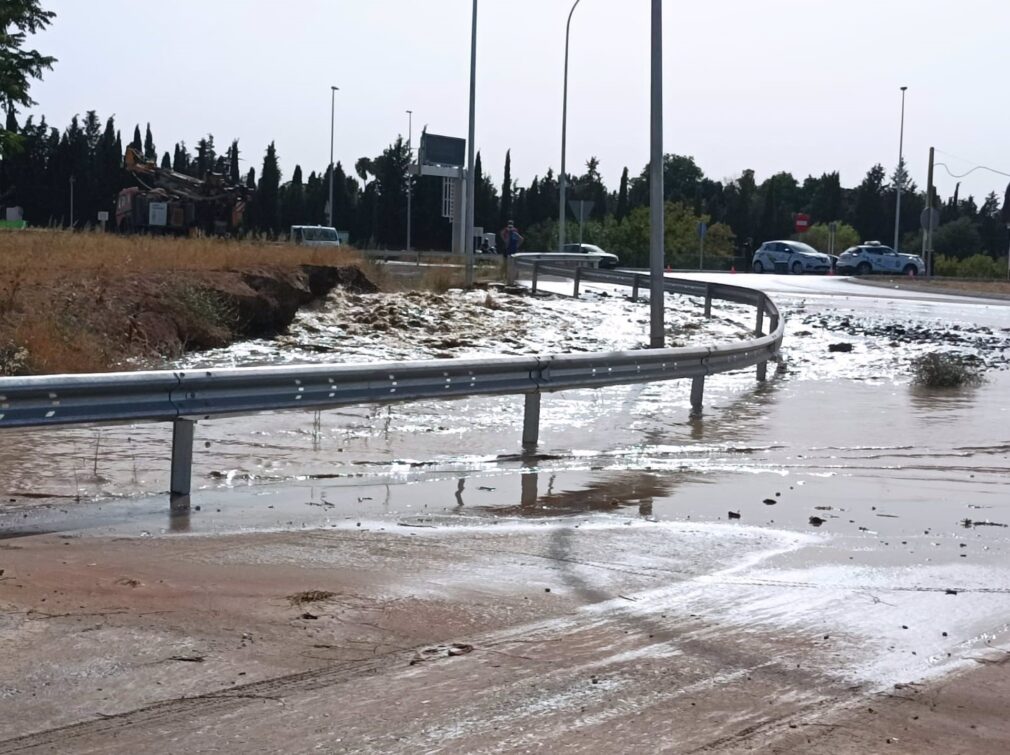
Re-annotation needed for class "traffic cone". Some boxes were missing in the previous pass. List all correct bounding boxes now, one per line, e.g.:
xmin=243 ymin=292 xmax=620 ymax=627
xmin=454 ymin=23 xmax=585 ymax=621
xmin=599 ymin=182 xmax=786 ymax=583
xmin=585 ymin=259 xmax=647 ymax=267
xmin=730 ymin=265 xmax=736 ymax=274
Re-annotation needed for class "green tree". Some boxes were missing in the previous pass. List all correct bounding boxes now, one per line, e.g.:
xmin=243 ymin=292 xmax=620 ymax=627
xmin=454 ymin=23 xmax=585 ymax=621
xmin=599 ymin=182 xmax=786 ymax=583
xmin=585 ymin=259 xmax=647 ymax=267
xmin=852 ymin=164 xmax=889 ymax=243
xmin=804 ymin=222 xmax=859 ymax=254
xmin=280 ymin=164 xmax=305 ymax=229
xmin=932 ymin=216 xmax=983 ymax=259
xmin=500 ymin=150 xmax=512 ymax=227
xmin=0 ymin=1 xmax=56 ymax=156
xmin=143 ymin=123 xmax=156 ymax=161
xmin=251 ymin=141 xmax=281 ymax=234
xmin=615 ymin=166 xmax=629 ymax=222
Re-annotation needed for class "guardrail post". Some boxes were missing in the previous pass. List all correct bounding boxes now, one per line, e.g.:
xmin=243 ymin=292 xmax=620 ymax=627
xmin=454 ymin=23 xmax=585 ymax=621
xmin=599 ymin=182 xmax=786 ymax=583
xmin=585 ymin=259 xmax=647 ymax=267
xmin=170 ymin=418 xmax=196 ymax=499
xmin=704 ymin=283 xmax=713 ymax=318
xmin=754 ymin=302 xmax=765 ymax=336
xmin=573 ymin=266 xmax=581 ymax=298
xmin=690 ymin=376 xmax=705 ymax=417
xmin=632 ymin=274 xmax=640 ymax=302
xmin=531 ymin=262 xmax=539 ymax=295
xmin=506 ymin=256 xmax=517 ymax=286
xmin=522 ymin=392 xmax=541 ymax=449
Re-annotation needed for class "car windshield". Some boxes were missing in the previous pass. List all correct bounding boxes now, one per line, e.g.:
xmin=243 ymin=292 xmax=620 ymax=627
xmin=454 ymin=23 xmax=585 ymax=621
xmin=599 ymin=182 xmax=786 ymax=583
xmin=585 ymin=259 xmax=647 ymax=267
xmin=788 ymin=242 xmax=820 ymax=255
xmin=301 ymin=227 xmax=338 ymax=242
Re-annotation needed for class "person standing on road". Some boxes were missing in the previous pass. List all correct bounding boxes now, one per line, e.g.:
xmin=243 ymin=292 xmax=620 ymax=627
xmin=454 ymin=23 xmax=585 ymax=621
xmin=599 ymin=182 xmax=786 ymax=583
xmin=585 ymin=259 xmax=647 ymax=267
xmin=500 ymin=221 xmax=523 ymax=257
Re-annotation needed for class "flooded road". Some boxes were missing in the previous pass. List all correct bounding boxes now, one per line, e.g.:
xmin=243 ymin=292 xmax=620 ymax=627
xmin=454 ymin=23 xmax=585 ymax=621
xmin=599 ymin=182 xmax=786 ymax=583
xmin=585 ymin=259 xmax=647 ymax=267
xmin=1 ymin=275 xmax=1010 ymax=750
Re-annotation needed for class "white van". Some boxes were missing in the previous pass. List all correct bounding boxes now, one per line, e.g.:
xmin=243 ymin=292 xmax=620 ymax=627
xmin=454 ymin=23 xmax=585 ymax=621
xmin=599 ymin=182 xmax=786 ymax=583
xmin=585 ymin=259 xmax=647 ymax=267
xmin=290 ymin=225 xmax=341 ymax=247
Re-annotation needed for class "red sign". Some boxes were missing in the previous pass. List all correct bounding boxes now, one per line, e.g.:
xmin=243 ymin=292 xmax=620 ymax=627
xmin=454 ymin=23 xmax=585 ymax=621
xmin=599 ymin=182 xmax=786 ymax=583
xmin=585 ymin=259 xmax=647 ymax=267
xmin=794 ymin=213 xmax=811 ymax=233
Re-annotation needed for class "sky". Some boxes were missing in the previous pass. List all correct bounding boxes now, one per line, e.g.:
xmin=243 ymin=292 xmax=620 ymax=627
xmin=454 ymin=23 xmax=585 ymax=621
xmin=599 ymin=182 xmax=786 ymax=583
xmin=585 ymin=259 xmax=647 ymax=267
xmin=22 ymin=0 xmax=1010 ymax=204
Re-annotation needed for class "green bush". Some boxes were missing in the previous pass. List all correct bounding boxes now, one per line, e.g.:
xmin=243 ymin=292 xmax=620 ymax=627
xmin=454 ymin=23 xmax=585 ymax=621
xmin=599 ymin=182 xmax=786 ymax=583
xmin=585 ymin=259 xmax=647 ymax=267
xmin=958 ymin=254 xmax=1001 ymax=279
xmin=910 ymin=352 xmax=985 ymax=388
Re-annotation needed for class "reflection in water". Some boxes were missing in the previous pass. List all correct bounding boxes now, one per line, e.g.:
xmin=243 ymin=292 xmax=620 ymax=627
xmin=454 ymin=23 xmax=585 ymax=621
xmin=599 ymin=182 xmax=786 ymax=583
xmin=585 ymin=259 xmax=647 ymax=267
xmin=169 ymin=494 xmax=191 ymax=533
xmin=908 ymin=384 xmax=982 ymax=419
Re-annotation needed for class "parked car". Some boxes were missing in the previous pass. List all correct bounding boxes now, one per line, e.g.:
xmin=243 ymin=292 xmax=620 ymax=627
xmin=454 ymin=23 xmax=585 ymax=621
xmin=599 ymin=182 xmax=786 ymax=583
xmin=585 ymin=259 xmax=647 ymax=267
xmin=290 ymin=225 xmax=341 ymax=247
xmin=562 ymin=243 xmax=620 ymax=269
xmin=836 ymin=242 xmax=925 ymax=276
xmin=751 ymin=241 xmax=832 ymax=274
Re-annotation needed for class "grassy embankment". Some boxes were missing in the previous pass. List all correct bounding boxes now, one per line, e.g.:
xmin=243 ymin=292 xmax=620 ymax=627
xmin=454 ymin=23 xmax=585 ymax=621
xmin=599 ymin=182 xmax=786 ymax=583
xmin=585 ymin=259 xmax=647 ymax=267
xmin=0 ymin=231 xmax=505 ymax=375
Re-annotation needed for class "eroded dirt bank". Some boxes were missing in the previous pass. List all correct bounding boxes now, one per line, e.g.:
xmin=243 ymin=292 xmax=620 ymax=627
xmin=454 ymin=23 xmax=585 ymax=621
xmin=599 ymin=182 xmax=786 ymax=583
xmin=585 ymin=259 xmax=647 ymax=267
xmin=0 ymin=264 xmax=376 ymax=374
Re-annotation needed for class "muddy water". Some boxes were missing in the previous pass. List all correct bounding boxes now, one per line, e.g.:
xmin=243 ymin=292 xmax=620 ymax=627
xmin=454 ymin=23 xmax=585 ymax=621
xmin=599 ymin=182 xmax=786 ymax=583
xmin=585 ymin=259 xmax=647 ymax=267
xmin=2 ymin=278 xmax=1010 ymax=695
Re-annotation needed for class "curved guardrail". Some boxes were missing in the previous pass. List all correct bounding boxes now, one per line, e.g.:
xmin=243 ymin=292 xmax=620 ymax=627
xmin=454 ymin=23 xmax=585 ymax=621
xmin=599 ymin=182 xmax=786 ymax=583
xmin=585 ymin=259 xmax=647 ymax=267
xmin=0 ymin=265 xmax=782 ymax=500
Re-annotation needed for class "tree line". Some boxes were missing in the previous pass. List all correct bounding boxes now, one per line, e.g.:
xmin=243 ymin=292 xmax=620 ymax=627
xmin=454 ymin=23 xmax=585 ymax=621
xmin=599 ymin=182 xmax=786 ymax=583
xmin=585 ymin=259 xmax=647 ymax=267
xmin=1 ymin=109 xmax=1008 ymax=267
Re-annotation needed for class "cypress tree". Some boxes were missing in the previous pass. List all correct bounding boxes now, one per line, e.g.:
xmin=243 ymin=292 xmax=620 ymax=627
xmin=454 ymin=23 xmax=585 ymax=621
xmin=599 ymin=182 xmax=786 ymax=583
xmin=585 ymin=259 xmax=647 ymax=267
xmin=500 ymin=150 xmax=512 ymax=228
xmin=143 ymin=123 xmax=156 ymax=160
xmin=256 ymin=141 xmax=281 ymax=233
xmin=616 ymin=166 xmax=629 ymax=221
xmin=161 ymin=151 xmax=171 ymax=170
xmin=130 ymin=125 xmax=142 ymax=153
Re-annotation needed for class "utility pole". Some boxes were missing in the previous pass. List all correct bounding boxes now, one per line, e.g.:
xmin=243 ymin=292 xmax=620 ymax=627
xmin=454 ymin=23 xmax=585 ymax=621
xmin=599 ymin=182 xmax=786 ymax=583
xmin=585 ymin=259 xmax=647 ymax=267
xmin=559 ymin=0 xmax=582 ymax=254
xmin=926 ymin=146 xmax=935 ymax=276
xmin=648 ymin=0 xmax=664 ymax=348
xmin=464 ymin=0 xmax=478 ymax=288
xmin=893 ymin=85 xmax=907 ymax=252
xmin=406 ymin=109 xmax=413 ymax=252
xmin=328 ymin=85 xmax=339 ymax=228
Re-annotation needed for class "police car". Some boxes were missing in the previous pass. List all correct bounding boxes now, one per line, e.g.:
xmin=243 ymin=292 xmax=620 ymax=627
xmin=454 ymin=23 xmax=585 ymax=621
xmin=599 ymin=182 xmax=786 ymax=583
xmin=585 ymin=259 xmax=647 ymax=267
xmin=835 ymin=242 xmax=925 ymax=276
xmin=751 ymin=241 xmax=832 ymax=274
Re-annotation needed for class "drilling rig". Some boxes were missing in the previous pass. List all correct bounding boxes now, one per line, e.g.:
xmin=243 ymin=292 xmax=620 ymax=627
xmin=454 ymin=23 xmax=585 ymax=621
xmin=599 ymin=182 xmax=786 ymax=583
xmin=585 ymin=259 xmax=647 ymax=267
xmin=114 ymin=147 xmax=248 ymax=235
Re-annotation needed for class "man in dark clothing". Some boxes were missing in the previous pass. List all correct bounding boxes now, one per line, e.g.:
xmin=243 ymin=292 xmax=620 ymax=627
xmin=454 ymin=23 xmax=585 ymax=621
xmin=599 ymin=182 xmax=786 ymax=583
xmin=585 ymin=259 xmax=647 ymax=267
xmin=500 ymin=220 xmax=524 ymax=257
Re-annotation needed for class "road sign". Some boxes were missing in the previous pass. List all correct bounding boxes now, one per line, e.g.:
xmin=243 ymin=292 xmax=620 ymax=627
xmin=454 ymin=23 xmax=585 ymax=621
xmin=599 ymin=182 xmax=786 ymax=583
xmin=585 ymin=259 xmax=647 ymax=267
xmin=794 ymin=213 xmax=811 ymax=233
xmin=919 ymin=207 xmax=940 ymax=232
xmin=567 ymin=200 xmax=594 ymax=222
xmin=97 ymin=211 xmax=109 ymax=222
xmin=418 ymin=132 xmax=465 ymax=168
xmin=828 ymin=221 xmax=838 ymax=233
xmin=697 ymin=221 xmax=708 ymax=239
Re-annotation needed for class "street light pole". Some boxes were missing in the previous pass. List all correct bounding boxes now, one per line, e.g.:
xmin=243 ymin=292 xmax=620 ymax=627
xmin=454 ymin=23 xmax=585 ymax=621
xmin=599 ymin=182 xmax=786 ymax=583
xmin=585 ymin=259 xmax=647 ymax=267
xmin=649 ymin=0 xmax=664 ymax=348
xmin=406 ymin=109 xmax=413 ymax=252
xmin=328 ymin=85 xmax=339 ymax=228
xmin=559 ymin=0 xmax=582 ymax=254
xmin=893 ymin=85 xmax=907 ymax=252
xmin=464 ymin=0 xmax=478 ymax=288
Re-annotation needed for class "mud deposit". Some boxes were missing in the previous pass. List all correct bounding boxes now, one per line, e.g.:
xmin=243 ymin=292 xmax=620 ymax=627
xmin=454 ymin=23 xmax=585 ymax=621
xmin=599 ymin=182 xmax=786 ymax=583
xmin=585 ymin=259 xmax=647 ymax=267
xmin=1 ymin=277 xmax=1009 ymax=751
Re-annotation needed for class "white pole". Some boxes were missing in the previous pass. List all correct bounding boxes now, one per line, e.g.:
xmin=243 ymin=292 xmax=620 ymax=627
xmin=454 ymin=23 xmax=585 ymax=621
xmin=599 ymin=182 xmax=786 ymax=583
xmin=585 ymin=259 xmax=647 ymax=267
xmin=559 ymin=0 xmax=582 ymax=254
xmin=406 ymin=109 xmax=413 ymax=252
xmin=464 ymin=0 xmax=478 ymax=288
xmin=893 ymin=85 xmax=907 ymax=252
xmin=649 ymin=0 xmax=664 ymax=348
xmin=328 ymin=85 xmax=339 ymax=228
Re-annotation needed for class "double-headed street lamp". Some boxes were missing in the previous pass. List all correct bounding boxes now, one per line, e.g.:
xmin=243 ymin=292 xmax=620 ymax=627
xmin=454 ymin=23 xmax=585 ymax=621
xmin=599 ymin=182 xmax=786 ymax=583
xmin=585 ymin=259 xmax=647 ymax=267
xmin=328 ymin=85 xmax=339 ymax=228
xmin=893 ymin=85 xmax=907 ymax=252
xmin=558 ymin=0 xmax=583 ymax=254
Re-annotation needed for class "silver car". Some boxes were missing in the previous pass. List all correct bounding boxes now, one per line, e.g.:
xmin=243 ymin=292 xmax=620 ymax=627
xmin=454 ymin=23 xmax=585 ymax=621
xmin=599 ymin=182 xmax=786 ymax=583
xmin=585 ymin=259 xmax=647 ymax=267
xmin=752 ymin=241 xmax=832 ymax=274
xmin=836 ymin=243 xmax=925 ymax=276
xmin=562 ymin=243 xmax=620 ymax=269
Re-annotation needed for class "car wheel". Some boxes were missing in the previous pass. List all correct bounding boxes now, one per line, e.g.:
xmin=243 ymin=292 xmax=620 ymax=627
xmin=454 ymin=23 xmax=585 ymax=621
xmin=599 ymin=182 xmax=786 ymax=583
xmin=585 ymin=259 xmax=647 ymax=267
xmin=902 ymin=264 xmax=917 ymax=277
xmin=856 ymin=262 xmax=872 ymax=275
xmin=791 ymin=260 xmax=803 ymax=275
xmin=752 ymin=260 xmax=764 ymax=274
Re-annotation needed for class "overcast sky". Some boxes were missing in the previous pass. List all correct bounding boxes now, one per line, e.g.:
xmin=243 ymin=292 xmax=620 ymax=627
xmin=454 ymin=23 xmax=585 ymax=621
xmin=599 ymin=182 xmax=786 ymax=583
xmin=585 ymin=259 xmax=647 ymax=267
xmin=23 ymin=0 xmax=1010 ymax=204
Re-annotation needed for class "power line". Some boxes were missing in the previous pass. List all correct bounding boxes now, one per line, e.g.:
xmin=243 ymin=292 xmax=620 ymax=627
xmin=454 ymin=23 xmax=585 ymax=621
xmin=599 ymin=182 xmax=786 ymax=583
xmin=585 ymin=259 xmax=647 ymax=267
xmin=935 ymin=162 xmax=1010 ymax=180
xmin=933 ymin=148 xmax=1010 ymax=179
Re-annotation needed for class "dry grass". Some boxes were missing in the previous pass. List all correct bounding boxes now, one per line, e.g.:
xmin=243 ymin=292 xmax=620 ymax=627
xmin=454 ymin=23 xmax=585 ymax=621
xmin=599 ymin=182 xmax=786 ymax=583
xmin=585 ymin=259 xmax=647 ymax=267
xmin=0 ymin=228 xmax=363 ymax=284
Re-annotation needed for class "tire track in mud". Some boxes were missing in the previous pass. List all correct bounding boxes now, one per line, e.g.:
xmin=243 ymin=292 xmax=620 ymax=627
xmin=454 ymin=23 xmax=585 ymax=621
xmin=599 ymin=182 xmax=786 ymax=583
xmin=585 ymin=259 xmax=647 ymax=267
xmin=0 ymin=650 xmax=412 ymax=754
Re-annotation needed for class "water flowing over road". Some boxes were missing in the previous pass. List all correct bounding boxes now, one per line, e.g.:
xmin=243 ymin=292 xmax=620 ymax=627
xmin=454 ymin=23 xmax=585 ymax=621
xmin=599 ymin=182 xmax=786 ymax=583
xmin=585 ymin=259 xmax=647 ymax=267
xmin=2 ymin=273 xmax=1010 ymax=751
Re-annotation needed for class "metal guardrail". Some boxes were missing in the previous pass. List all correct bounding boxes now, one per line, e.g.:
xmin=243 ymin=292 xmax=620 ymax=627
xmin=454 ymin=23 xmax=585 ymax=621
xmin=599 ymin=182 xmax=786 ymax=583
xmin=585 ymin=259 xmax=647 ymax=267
xmin=0 ymin=266 xmax=782 ymax=502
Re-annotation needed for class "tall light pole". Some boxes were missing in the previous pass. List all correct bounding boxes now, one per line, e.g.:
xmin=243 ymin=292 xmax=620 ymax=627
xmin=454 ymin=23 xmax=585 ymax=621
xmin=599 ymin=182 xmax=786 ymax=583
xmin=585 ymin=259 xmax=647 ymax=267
xmin=559 ymin=0 xmax=582 ymax=254
xmin=464 ymin=0 xmax=478 ymax=287
xmin=406 ymin=110 xmax=413 ymax=252
xmin=648 ymin=0 xmax=664 ymax=348
xmin=328 ymin=85 xmax=339 ymax=228
xmin=893 ymin=85 xmax=907 ymax=252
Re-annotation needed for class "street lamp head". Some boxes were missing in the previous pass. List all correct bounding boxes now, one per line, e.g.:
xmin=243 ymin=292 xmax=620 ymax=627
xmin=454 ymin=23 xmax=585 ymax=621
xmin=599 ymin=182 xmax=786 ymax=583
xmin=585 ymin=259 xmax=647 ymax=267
xmin=900 ymin=85 xmax=908 ymax=92
xmin=331 ymin=85 xmax=339 ymax=91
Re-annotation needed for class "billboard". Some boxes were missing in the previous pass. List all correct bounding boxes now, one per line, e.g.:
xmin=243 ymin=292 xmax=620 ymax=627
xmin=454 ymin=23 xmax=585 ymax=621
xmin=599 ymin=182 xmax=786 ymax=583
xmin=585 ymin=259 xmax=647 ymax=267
xmin=419 ymin=133 xmax=465 ymax=168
